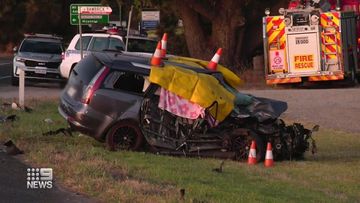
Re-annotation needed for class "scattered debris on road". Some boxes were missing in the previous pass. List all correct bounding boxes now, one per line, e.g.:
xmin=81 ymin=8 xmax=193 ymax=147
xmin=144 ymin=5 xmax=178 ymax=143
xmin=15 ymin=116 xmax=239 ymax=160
xmin=1 ymin=102 xmax=33 ymax=112
xmin=3 ymin=140 xmax=23 ymax=155
xmin=11 ymin=102 xmax=21 ymax=110
xmin=179 ymin=188 xmax=185 ymax=201
xmin=0 ymin=114 xmax=17 ymax=123
xmin=212 ymin=160 xmax=225 ymax=173
xmin=42 ymin=127 xmax=73 ymax=137
xmin=44 ymin=118 xmax=54 ymax=124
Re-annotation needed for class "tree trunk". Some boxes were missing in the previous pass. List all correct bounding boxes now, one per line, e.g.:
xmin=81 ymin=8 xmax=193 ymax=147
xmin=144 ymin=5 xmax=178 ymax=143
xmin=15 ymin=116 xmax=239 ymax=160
xmin=175 ymin=0 xmax=246 ymax=69
xmin=241 ymin=0 xmax=289 ymax=60
xmin=172 ymin=0 xmax=288 ymax=71
xmin=210 ymin=1 xmax=245 ymax=67
xmin=175 ymin=1 xmax=212 ymax=60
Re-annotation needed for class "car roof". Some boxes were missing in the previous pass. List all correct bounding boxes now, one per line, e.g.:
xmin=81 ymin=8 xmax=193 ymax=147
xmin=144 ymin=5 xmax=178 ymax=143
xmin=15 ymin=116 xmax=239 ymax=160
xmin=92 ymin=51 xmax=220 ymax=76
xmin=24 ymin=33 xmax=62 ymax=39
xmin=93 ymin=52 xmax=151 ymax=75
xmin=23 ymin=37 xmax=62 ymax=43
xmin=76 ymin=33 xmax=123 ymax=38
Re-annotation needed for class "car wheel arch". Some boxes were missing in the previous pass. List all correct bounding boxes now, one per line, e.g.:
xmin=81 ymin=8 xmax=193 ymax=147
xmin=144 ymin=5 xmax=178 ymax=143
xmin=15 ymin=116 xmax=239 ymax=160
xmin=104 ymin=119 xmax=144 ymax=151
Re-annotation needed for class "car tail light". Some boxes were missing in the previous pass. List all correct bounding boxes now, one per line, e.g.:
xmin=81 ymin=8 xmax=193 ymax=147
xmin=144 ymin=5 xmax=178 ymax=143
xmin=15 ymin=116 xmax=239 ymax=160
xmin=81 ymin=66 xmax=110 ymax=104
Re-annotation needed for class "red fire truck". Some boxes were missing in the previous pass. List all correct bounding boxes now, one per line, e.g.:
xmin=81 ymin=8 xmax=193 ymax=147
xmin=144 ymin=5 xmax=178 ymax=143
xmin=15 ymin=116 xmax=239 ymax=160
xmin=263 ymin=0 xmax=359 ymax=85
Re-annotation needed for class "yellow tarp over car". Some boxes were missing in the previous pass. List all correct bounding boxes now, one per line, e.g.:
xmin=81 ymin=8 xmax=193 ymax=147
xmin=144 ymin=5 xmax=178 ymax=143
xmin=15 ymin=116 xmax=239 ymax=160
xmin=168 ymin=56 xmax=244 ymax=89
xmin=149 ymin=65 xmax=235 ymax=122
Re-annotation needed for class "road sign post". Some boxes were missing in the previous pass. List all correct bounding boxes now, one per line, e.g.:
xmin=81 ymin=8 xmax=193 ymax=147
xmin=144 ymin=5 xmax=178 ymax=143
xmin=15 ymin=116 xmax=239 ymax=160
xmin=79 ymin=12 xmax=83 ymax=59
xmin=125 ymin=6 xmax=134 ymax=52
xmin=70 ymin=4 xmax=112 ymax=25
xmin=19 ymin=68 xmax=24 ymax=108
xmin=70 ymin=4 xmax=112 ymax=59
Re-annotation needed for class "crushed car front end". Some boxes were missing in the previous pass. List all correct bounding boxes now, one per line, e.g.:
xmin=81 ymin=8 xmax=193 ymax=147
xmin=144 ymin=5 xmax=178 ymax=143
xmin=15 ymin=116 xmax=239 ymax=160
xmin=138 ymin=58 xmax=318 ymax=161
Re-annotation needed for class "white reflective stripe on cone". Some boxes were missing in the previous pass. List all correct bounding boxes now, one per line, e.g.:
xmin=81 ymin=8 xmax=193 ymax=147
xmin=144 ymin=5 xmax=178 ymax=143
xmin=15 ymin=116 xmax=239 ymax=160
xmin=265 ymin=150 xmax=273 ymax=159
xmin=161 ymin=40 xmax=167 ymax=49
xmin=211 ymin=54 xmax=220 ymax=62
xmin=154 ymin=49 xmax=161 ymax=57
xmin=249 ymin=149 xmax=256 ymax=158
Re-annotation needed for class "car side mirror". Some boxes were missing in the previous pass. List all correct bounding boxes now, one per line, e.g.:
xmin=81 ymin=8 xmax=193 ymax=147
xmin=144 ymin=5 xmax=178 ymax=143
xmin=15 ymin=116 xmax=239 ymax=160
xmin=13 ymin=46 xmax=18 ymax=53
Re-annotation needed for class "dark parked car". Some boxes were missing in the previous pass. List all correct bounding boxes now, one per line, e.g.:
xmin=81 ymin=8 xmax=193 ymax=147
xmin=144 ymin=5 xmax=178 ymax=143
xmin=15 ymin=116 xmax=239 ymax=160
xmin=59 ymin=51 xmax=317 ymax=161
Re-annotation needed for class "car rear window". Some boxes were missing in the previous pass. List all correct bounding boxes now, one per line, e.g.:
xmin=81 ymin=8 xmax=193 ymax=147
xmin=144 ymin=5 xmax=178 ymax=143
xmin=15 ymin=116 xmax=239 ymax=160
xmin=127 ymin=38 xmax=157 ymax=53
xmin=103 ymin=71 xmax=145 ymax=94
xmin=19 ymin=39 xmax=62 ymax=54
xmin=71 ymin=54 xmax=103 ymax=84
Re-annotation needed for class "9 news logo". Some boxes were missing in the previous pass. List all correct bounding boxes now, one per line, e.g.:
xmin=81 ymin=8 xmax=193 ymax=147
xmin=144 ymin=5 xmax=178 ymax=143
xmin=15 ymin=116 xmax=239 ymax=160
xmin=26 ymin=168 xmax=53 ymax=189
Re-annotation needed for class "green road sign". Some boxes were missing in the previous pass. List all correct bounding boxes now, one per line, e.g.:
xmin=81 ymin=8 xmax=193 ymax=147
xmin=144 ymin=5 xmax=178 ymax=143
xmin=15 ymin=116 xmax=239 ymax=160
xmin=70 ymin=4 xmax=110 ymax=25
xmin=70 ymin=15 xmax=109 ymax=25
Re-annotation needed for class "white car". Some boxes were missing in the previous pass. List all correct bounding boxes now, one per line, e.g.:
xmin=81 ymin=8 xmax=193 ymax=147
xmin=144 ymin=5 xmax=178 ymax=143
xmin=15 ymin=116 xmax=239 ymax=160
xmin=60 ymin=33 xmax=124 ymax=78
xmin=60 ymin=33 xmax=158 ymax=78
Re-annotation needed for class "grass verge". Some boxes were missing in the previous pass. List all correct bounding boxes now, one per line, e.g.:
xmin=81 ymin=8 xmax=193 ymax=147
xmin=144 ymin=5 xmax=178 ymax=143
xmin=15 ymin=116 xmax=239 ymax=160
xmin=1 ymin=99 xmax=360 ymax=202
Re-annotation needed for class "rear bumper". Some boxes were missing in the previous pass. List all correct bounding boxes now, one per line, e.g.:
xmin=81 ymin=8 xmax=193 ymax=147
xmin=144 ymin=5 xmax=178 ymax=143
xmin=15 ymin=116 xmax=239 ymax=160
xmin=58 ymin=96 xmax=114 ymax=140
xmin=266 ymin=71 xmax=345 ymax=84
xmin=58 ymin=105 xmax=89 ymax=133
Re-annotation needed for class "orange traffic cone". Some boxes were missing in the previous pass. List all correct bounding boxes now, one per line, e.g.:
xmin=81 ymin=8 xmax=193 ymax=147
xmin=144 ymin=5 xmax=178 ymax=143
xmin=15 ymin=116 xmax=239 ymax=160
xmin=151 ymin=41 xmax=163 ymax=66
xmin=264 ymin=142 xmax=274 ymax=167
xmin=207 ymin=48 xmax=223 ymax=71
xmin=160 ymin=33 xmax=168 ymax=58
xmin=248 ymin=140 xmax=257 ymax=165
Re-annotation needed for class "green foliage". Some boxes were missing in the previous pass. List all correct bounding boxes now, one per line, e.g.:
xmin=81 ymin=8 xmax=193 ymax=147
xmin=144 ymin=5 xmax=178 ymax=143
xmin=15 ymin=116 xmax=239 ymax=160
xmin=0 ymin=0 xmax=188 ymax=56
xmin=0 ymin=0 xmax=100 ymax=51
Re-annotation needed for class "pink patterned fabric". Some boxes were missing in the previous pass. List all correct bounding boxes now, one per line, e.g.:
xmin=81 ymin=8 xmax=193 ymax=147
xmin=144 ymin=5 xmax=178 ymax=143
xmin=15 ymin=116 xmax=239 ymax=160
xmin=158 ymin=88 xmax=205 ymax=120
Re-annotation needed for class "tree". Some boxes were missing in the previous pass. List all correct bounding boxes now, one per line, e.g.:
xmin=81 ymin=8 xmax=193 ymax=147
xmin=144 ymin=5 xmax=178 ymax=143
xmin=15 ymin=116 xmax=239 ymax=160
xmin=170 ymin=0 xmax=288 ymax=70
xmin=0 ymin=0 xmax=26 ymax=51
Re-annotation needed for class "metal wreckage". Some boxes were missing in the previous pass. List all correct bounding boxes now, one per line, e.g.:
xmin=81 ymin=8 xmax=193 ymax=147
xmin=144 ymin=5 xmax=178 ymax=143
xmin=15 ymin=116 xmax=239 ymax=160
xmin=138 ymin=54 xmax=318 ymax=162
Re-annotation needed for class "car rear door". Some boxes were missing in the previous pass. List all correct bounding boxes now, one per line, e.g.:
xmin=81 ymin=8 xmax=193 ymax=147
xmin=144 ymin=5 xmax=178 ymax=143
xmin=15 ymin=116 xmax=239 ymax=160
xmin=89 ymin=70 xmax=148 ymax=122
xmin=63 ymin=54 xmax=103 ymax=104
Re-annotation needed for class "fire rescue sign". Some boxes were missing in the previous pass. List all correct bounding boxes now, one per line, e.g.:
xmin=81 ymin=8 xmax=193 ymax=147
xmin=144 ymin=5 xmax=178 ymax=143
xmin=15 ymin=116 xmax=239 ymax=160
xmin=269 ymin=49 xmax=286 ymax=72
xmin=294 ymin=54 xmax=314 ymax=69
xmin=286 ymin=30 xmax=321 ymax=73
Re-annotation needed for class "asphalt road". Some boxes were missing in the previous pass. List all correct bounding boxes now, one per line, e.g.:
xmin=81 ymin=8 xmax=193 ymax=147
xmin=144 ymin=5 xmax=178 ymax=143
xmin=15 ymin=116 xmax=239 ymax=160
xmin=0 ymin=149 xmax=94 ymax=203
xmin=1 ymin=56 xmax=93 ymax=202
xmin=0 ymin=56 xmax=62 ymax=99
xmin=0 ymin=56 xmax=12 ymax=85
xmin=242 ymin=88 xmax=360 ymax=133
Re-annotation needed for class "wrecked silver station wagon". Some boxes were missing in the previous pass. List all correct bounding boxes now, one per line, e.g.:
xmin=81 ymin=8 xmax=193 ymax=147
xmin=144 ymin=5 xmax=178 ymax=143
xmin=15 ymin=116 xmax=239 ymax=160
xmin=59 ymin=51 xmax=317 ymax=162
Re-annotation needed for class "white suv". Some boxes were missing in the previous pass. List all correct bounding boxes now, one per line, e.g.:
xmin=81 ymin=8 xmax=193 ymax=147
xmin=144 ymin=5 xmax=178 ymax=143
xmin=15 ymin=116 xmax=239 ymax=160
xmin=60 ymin=33 xmax=124 ymax=78
xmin=13 ymin=34 xmax=64 ymax=85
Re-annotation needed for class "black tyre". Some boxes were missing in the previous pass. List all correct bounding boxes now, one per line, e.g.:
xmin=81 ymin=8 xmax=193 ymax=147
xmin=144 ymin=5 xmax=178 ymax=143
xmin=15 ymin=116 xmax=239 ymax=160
xmin=232 ymin=131 xmax=265 ymax=162
xmin=106 ymin=120 xmax=144 ymax=151
xmin=11 ymin=75 xmax=19 ymax=86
